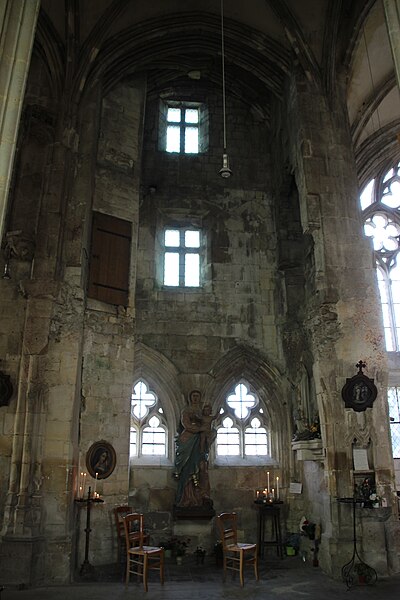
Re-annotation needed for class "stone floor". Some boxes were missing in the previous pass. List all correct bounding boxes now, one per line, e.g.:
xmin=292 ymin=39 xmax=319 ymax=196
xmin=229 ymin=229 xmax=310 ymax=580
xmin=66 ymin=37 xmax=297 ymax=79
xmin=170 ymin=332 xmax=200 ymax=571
xmin=2 ymin=554 xmax=400 ymax=600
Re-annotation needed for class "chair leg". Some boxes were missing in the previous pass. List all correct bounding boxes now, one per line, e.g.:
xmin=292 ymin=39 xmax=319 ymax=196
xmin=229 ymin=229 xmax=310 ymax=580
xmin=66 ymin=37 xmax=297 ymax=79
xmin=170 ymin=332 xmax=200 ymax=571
xmin=222 ymin=553 xmax=227 ymax=582
xmin=239 ymin=550 xmax=244 ymax=587
xmin=143 ymin=554 xmax=149 ymax=592
xmin=160 ymin=552 xmax=165 ymax=586
xmin=125 ymin=552 xmax=130 ymax=587
xmin=254 ymin=550 xmax=259 ymax=581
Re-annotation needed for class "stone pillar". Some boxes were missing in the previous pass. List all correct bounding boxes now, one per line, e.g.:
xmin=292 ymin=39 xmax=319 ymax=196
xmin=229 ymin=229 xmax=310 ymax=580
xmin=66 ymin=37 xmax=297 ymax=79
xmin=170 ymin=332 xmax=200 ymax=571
xmin=284 ymin=70 xmax=399 ymax=576
xmin=0 ymin=0 xmax=40 ymax=242
xmin=383 ymin=0 xmax=400 ymax=90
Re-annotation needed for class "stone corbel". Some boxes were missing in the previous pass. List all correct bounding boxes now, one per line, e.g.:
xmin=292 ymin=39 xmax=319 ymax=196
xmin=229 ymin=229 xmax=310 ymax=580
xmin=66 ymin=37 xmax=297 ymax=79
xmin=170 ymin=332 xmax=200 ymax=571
xmin=292 ymin=439 xmax=324 ymax=461
xmin=4 ymin=230 xmax=35 ymax=261
xmin=2 ymin=230 xmax=35 ymax=280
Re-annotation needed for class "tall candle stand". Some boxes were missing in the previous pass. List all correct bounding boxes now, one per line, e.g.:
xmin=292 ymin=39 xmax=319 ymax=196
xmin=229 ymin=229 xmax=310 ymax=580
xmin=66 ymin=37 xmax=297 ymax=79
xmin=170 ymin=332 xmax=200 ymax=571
xmin=75 ymin=486 xmax=104 ymax=576
xmin=338 ymin=497 xmax=377 ymax=589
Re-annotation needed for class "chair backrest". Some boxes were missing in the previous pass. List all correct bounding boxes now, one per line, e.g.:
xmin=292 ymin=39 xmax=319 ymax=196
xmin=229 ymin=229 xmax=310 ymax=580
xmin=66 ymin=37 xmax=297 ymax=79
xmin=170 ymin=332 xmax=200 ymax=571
xmin=113 ymin=506 xmax=133 ymax=539
xmin=217 ymin=512 xmax=238 ymax=548
xmin=123 ymin=512 xmax=145 ymax=550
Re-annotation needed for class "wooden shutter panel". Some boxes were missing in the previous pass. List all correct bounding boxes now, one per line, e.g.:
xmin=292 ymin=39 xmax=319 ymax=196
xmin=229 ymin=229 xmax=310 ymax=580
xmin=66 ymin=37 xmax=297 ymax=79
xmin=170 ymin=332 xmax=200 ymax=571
xmin=88 ymin=212 xmax=131 ymax=306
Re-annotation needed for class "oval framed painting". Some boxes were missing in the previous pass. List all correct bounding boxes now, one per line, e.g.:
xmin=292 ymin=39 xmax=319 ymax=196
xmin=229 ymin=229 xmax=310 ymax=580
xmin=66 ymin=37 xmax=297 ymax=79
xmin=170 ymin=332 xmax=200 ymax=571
xmin=86 ymin=441 xmax=116 ymax=480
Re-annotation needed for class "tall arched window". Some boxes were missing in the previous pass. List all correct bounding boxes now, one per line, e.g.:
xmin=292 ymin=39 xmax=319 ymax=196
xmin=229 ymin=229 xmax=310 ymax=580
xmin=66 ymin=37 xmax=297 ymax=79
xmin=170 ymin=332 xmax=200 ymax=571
xmin=216 ymin=381 xmax=270 ymax=459
xmin=360 ymin=162 xmax=400 ymax=351
xmin=130 ymin=380 xmax=167 ymax=457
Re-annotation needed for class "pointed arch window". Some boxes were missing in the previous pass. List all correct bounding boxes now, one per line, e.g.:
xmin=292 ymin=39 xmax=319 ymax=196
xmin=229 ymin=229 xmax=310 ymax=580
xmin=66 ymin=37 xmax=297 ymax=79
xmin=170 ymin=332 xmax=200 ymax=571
xmin=388 ymin=386 xmax=400 ymax=458
xmin=130 ymin=380 xmax=167 ymax=457
xmin=216 ymin=382 xmax=270 ymax=458
xmin=360 ymin=162 xmax=400 ymax=350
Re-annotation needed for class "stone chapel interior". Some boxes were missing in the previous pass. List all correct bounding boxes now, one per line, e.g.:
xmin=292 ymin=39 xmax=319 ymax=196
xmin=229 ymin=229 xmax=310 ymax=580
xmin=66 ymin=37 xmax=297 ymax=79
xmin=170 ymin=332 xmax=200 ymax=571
xmin=2 ymin=0 xmax=400 ymax=587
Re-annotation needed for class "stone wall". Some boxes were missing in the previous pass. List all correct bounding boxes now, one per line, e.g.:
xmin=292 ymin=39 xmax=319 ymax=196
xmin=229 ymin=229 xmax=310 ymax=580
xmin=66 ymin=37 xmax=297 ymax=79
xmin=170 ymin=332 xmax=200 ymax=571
xmin=1 ymin=43 xmax=399 ymax=586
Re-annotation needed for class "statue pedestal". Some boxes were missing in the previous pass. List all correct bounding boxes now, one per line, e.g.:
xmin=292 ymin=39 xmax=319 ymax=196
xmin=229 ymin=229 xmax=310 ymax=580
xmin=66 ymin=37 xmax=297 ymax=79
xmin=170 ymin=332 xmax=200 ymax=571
xmin=173 ymin=505 xmax=215 ymax=520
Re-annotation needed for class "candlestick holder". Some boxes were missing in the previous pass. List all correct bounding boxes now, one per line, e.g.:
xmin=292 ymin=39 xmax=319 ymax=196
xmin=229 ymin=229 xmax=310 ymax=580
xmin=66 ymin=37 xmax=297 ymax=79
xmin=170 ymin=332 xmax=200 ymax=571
xmin=75 ymin=486 xmax=104 ymax=576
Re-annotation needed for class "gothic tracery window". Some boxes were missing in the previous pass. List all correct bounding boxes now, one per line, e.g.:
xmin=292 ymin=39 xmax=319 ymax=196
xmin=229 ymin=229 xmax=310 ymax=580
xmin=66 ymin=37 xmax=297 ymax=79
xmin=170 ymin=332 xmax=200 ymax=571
xmin=216 ymin=382 xmax=269 ymax=458
xmin=360 ymin=162 xmax=400 ymax=351
xmin=130 ymin=380 xmax=167 ymax=457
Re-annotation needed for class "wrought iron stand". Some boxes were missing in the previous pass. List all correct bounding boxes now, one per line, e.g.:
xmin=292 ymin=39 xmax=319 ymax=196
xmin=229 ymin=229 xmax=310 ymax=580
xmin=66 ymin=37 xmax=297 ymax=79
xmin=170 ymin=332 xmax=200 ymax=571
xmin=338 ymin=497 xmax=377 ymax=589
xmin=75 ymin=486 xmax=104 ymax=576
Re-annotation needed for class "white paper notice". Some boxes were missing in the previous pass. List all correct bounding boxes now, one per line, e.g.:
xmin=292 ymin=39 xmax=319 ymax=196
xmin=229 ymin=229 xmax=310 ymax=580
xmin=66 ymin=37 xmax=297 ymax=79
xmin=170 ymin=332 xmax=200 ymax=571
xmin=289 ymin=482 xmax=303 ymax=494
xmin=353 ymin=448 xmax=369 ymax=471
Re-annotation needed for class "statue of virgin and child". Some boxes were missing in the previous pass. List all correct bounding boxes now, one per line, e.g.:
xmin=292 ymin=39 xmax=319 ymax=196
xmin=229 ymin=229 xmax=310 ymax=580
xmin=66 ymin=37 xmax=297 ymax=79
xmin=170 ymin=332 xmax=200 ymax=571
xmin=173 ymin=390 xmax=217 ymax=511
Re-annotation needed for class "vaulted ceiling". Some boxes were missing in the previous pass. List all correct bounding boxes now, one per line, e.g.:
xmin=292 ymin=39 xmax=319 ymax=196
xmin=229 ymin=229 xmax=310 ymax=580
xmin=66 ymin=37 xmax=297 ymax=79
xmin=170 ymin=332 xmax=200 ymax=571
xmin=36 ymin=0 xmax=400 ymax=187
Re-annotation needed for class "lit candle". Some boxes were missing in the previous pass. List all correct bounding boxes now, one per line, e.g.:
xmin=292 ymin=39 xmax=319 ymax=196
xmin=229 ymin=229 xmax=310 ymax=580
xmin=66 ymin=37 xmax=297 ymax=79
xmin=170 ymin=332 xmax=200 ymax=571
xmin=78 ymin=471 xmax=83 ymax=498
xmin=256 ymin=490 xmax=260 ymax=499
xmin=82 ymin=472 xmax=87 ymax=498
xmin=94 ymin=472 xmax=98 ymax=495
xmin=272 ymin=487 xmax=275 ymax=500
xmin=267 ymin=472 xmax=270 ymax=492
xmin=276 ymin=476 xmax=279 ymax=500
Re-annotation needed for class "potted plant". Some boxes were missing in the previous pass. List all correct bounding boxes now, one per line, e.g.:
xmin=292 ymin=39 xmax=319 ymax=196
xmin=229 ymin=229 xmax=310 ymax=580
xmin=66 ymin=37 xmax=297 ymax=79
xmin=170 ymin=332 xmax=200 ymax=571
xmin=174 ymin=537 xmax=190 ymax=565
xmin=159 ymin=539 xmax=173 ymax=559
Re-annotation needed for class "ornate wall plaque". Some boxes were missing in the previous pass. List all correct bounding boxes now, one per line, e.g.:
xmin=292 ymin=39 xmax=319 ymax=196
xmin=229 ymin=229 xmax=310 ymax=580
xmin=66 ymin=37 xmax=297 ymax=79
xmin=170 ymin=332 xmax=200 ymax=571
xmin=86 ymin=441 xmax=116 ymax=480
xmin=341 ymin=360 xmax=377 ymax=412
xmin=0 ymin=371 xmax=13 ymax=406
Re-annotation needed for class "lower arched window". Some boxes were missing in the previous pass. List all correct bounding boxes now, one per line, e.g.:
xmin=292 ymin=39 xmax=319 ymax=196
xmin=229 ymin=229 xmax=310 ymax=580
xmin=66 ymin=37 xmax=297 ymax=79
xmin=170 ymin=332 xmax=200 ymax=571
xmin=215 ymin=381 xmax=270 ymax=459
xmin=130 ymin=380 xmax=167 ymax=457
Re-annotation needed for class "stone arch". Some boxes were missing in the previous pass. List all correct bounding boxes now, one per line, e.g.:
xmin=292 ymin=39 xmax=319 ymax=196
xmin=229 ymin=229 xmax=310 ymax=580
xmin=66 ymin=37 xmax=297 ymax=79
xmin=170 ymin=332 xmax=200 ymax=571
xmin=133 ymin=342 xmax=183 ymax=457
xmin=205 ymin=345 xmax=292 ymax=467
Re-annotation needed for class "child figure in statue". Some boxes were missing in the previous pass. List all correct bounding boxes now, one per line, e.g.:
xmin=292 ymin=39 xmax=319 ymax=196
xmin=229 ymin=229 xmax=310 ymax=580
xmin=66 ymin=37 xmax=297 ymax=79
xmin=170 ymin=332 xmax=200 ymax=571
xmin=174 ymin=391 xmax=216 ymax=511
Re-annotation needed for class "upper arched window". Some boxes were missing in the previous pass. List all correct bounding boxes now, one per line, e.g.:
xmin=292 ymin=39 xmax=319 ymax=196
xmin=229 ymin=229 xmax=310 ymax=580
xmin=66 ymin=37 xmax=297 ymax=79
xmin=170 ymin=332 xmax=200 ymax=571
xmin=130 ymin=380 xmax=167 ymax=457
xmin=215 ymin=381 xmax=270 ymax=459
xmin=360 ymin=162 xmax=400 ymax=350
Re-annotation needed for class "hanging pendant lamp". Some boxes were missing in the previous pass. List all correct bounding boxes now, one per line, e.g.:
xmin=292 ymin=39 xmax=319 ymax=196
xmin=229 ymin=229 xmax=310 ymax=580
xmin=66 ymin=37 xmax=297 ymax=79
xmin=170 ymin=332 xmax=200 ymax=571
xmin=219 ymin=0 xmax=232 ymax=178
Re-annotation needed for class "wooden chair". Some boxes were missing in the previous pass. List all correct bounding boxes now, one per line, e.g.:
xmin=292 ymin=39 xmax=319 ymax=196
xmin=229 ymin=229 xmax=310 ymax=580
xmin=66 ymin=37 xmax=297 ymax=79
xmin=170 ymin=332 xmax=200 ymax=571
xmin=216 ymin=512 xmax=259 ymax=587
xmin=113 ymin=505 xmax=150 ymax=565
xmin=123 ymin=513 xmax=164 ymax=592
xmin=114 ymin=506 xmax=132 ymax=558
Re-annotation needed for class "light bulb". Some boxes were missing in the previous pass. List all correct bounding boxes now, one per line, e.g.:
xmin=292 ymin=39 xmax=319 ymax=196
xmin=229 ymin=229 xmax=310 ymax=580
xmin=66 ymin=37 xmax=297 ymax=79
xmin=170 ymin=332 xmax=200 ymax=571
xmin=219 ymin=153 xmax=232 ymax=178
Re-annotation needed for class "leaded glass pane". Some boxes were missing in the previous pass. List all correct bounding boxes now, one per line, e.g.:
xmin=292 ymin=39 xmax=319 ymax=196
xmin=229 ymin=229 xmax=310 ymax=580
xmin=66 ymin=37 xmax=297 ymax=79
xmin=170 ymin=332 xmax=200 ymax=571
xmin=360 ymin=179 xmax=374 ymax=210
xmin=165 ymin=229 xmax=180 ymax=247
xmin=167 ymin=108 xmax=181 ymax=122
xmin=166 ymin=125 xmax=180 ymax=152
xmin=185 ymin=108 xmax=199 ymax=123
xmin=385 ymin=327 xmax=395 ymax=350
xmin=164 ymin=252 xmax=179 ymax=286
xmin=185 ymin=230 xmax=200 ymax=248
xmin=382 ymin=180 xmax=400 ymax=209
xmin=184 ymin=126 xmax=198 ymax=153
xmin=227 ymin=383 xmax=256 ymax=419
xmin=381 ymin=303 xmax=391 ymax=327
xmin=377 ymin=276 xmax=389 ymax=303
xmin=185 ymin=253 xmax=200 ymax=286
xmin=390 ymin=423 xmax=400 ymax=458
xmin=131 ymin=381 xmax=157 ymax=419
xmin=388 ymin=388 xmax=400 ymax=420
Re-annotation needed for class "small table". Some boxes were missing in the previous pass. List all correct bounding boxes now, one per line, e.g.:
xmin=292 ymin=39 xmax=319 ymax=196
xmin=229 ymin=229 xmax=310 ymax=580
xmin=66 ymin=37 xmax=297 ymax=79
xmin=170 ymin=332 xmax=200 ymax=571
xmin=255 ymin=502 xmax=284 ymax=558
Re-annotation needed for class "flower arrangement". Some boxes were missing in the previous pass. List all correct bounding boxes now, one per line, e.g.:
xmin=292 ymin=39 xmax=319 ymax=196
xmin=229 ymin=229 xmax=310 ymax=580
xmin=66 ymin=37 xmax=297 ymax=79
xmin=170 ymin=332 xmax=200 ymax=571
xmin=161 ymin=536 xmax=191 ymax=556
xmin=369 ymin=493 xmax=380 ymax=506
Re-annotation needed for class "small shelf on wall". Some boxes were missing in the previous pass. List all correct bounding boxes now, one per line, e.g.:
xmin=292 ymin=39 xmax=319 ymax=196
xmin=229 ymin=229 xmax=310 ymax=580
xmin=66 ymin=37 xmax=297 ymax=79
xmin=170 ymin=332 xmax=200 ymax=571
xmin=291 ymin=439 xmax=324 ymax=461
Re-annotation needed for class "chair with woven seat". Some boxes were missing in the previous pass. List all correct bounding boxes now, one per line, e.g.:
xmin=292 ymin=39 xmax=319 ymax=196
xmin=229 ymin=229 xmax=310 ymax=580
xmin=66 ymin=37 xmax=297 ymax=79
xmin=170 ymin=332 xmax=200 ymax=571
xmin=113 ymin=506 xmax=133 ymax=564
xmin=123 ymin=512 xmax=164 ymax=592
xmin=216 ymin=512 xmax=259 ymax=587
xmin=114 ymin=506 xmax=150 ymax=566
